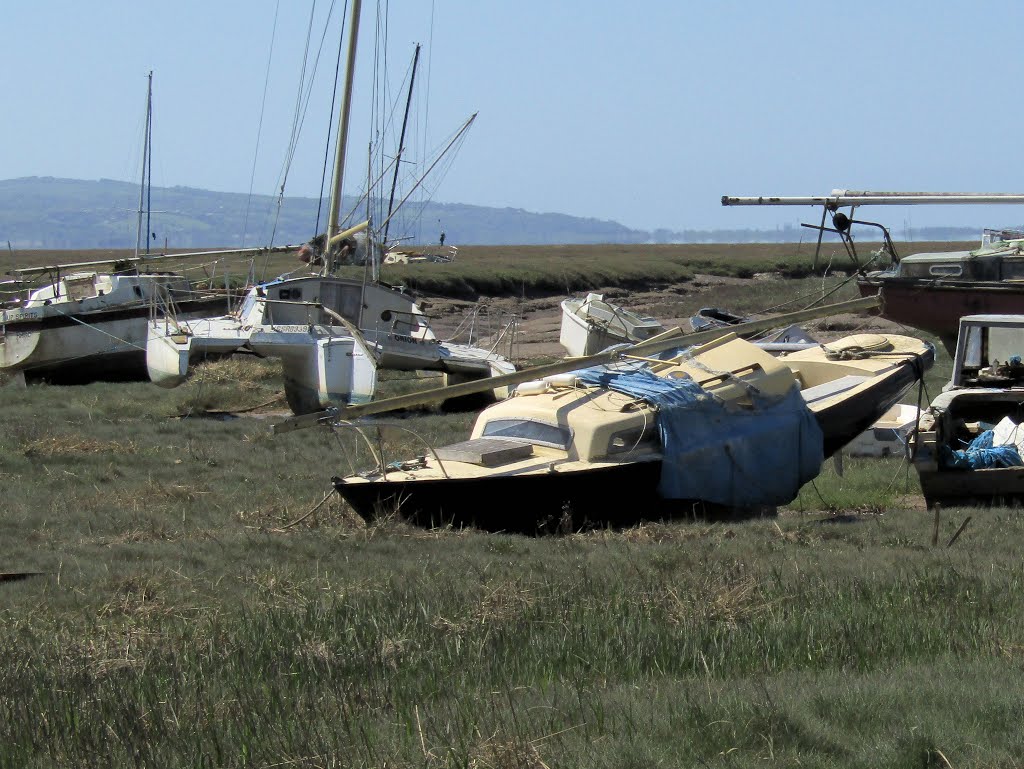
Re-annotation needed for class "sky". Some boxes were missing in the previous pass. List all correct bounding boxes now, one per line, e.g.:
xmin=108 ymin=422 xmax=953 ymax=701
xmin=5 ymin=0 xmax=1024 ymax=236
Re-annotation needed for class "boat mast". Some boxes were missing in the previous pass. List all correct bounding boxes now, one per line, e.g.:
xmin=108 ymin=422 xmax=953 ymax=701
xmin=381 ymin=43 xmax=421 ymax=249
xmin=325 ymin=0 xmax=363 ymax=258
xmin=134 ymin=71 xmax=154 ymax=260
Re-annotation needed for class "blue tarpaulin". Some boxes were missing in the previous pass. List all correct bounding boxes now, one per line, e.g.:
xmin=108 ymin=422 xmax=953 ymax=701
xmin=941 ymin=429 xmax=1023 ymax=469
xmin=574 ymin=362 xmax=824 ymax=507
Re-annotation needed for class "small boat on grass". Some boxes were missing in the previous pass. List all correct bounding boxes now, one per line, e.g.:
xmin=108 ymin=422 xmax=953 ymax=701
xmin=331 ymin=298 xmax=933 ymax=533
xmin=0 ymin=257 xmax=265 ymax=384
xmin=913 ymin=314 xmax=1024 ymax=507
xmin=147 ymin=266 xmax=513 ymax=414
xmin=559 ymin=293 xmax=665 ymax=356
xmin=845 ymin=403 xmax=920 ymax=458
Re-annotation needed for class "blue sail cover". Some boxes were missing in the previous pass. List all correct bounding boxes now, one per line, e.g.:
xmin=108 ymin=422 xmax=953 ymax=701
xmin=575 ymin=363 xmax=824 ymax=507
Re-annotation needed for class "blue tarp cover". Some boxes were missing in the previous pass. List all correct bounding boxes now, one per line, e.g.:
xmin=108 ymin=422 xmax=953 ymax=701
xmin=575 ymin=361 xmax=824 ymax=507
xmin=941 ymin=429 xmax=1023 ymax=469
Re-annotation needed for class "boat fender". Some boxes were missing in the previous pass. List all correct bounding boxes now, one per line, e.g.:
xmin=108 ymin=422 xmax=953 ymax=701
xmin=515 ymin=380 xmax=549 ymax=396
xmin=543 ymin=373 xmax=579 ymax=388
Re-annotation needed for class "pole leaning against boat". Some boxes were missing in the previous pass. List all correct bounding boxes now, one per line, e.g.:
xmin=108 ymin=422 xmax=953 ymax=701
xmin=273 ymin=294 xmax=883 ymax=433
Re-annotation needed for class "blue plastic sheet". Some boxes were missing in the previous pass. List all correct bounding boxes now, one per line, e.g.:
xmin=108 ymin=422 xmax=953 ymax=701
xmin=574 ymin=362 xmax=824 ymax=507
xmin=941 ymin=429 xmax=1023 ymax=469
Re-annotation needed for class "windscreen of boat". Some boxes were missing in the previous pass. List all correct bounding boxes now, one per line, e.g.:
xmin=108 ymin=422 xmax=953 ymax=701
xmin=963 ymin=325 xmax=1022 ymax=369
xmin=481 ymin=418 xmax=572 ymax=450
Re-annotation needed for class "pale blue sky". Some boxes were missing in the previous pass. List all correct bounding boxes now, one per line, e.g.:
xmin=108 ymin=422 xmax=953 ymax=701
xmin=4 ymin=1 xmax=1024 ymax=234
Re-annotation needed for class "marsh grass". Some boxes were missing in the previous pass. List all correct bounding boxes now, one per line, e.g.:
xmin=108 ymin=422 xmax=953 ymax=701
xmin=7 ymin=241 xmax=968 ymax=302
xmin=4 ymin=367 xmax=1022 ymax=767
xmin=2 ymin=245 xmax=1013 ymax=767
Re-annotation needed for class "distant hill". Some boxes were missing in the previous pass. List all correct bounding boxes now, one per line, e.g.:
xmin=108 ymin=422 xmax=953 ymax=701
xmin=0 ymin=177 xmax=645 ymax=249
xmin=0 ymin=177 xmax=992 ymax=250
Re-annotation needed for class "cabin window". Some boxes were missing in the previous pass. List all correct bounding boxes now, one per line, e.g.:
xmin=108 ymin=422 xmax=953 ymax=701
xmin=963 ymin=327 xmax=984 ymax=368
xmin=928 ymin=265 xmax=962 ymax=277
xmin=278 ymin=288 xmax=301 ymax=301
xmin=607 ymin=426 xmax=658 ymax=454
xmin=988 ymin=328 xmax=1021 ymax=365
xmin=1003 ymin=260 xmax=1024 ymax=280
xmin=963 ymin=326 xmax=1023 ymax=369
xmin=481 ymin=418 xmax=571 ymax=449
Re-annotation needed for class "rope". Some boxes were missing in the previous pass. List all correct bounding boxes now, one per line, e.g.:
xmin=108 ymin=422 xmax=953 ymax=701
xmin=270 ymin=0 xmax=339 ymax=246
xmin=242 ymin=0 xmax=281 ymax=248
xmin=273 ymin=488 xmax=335 ymax=531
xmin=45 ymin=311 xmax=147 ymax=352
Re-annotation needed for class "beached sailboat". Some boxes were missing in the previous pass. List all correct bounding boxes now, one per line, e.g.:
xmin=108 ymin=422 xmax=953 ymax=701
xmin=147 ymin=252 xmax=513 ymax=414
xmin=559 ymin=293 xmax=665 ymax=357
xmin=324 ymin=296 xmax=934 ymax=532
xmin=144 ymin=1 xmax=511 ymax=414
xmin=0 ymin=74 xmax=270 ymax=383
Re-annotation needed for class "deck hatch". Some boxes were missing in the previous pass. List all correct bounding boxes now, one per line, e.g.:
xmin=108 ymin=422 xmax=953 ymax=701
xmin=434 ymin=437 xmax=534 ymax=467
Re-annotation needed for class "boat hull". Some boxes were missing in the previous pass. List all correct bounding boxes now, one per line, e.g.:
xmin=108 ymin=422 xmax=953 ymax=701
xmin=1 ymin=294 xmax=232 ymax=383
xmin=917 ymin=467 xmax=1024 ymax=508
xmin=815 ymin=353 xmax=931 ymax=458
xmin=335 ymin=350 xmax=930 ymax=532
xmin=334 ymin=458 xmax=778 ymax=534
xmin=857 ymin=275 xmax=1024 ymax=350
xmin=559 ymin=295 xmax=664 ymax=357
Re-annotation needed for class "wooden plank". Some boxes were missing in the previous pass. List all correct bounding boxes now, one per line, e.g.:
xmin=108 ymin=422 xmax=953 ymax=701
xmin=435 ymin=437 xmax=533 ymax=466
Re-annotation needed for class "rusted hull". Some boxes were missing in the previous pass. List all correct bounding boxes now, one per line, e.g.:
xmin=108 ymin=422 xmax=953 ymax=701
xmin=857 ymin=276 xmax=1024 ymax=349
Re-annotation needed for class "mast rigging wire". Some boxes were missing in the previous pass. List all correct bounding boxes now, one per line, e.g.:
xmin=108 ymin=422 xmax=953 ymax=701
xmin=242 ymin=0 xmax=280 ymax=250
xmin=269 ymin=0 xmax=340 ymax=247
xmin=315 ymin=0 xmax=349 ymax=237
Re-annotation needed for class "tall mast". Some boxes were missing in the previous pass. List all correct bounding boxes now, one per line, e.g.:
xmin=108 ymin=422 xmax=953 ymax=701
xmin=382 ymin=43 xmax=421 ymax=248
xmin=325 ymin=0 xmax=362 ymax=246
xmin=134 ymin=71 xmax=153 ymax=260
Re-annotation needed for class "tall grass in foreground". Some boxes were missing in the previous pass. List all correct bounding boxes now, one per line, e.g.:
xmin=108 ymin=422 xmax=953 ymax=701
xmin=3 ymin=511 xmax=1024 ymax=768
xmin=3 ymin=362 xmax=1023 ymax=767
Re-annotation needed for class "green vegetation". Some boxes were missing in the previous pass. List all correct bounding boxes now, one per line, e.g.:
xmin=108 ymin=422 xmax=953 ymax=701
xmin=4 ymin=240 xmax=967 ymax=302
xmin=2 ymin=252 xmax=1011 ymax=767
xmin=1 ymin=369 xmax=1019 ymax=767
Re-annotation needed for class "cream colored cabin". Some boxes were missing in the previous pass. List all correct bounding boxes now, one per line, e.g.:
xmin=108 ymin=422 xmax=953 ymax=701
xmin=471 ymin=334 xmax=799 ymax=463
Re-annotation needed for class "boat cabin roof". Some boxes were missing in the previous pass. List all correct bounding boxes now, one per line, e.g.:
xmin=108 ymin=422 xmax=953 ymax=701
xmin=959 ymin=314 xmax=1024 ymax=328
xmin=469 ymin=334 xmax=799 ymax=462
